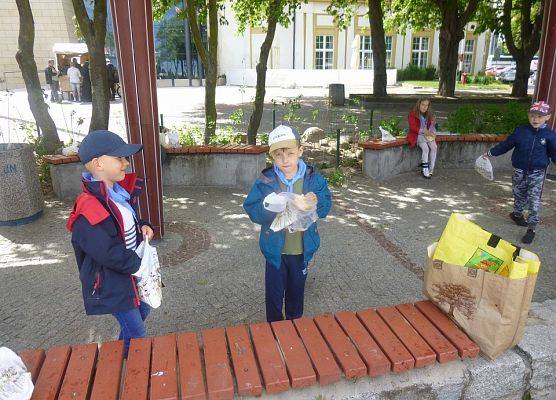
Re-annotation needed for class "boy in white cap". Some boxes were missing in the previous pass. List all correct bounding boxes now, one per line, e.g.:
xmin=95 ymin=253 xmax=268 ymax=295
xmin=484 ymin=101 xmax=556 ymax=243
xmin=243 ymin=125 xmax=332 ymax=322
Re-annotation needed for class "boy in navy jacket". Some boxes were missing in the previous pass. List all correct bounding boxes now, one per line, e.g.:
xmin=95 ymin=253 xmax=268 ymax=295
xmin=243 ymin=125 xmax=332 ymax=322
xmin=67 ymin=130 xmax=154 ymax=356
xmin=485 ymin=101 xmax=556 ymax=243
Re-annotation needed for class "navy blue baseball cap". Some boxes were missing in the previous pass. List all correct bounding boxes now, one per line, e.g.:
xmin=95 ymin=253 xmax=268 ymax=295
xmin=78 ymin=130 xmax=143 ymax=164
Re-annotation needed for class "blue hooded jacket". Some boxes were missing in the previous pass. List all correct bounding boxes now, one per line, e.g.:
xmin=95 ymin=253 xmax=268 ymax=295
xmin=243 ymin=165 xmax=332 ymax=269
xmin=489 ymin=124 xmax=556 ymax=172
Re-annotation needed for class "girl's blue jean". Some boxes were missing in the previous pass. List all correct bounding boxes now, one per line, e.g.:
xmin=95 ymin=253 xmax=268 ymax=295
xmin=112 ymin=301 xmax=150 ymax=357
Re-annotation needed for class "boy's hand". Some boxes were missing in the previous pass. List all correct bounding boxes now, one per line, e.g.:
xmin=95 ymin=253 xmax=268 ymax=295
xmin=482 ymin=152 xmax=490 ymax=159
xmin=141 ymin=225 xmax=154 ymax=241
xmin=305 ymin=192 xmax=317 ymax=205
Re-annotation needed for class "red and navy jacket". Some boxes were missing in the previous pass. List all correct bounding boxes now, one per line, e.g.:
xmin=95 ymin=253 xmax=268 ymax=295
xmin=407 ymin=111 xmax=435 ymax=148
xmin=67 ymin=173 xmax=151 ymax=316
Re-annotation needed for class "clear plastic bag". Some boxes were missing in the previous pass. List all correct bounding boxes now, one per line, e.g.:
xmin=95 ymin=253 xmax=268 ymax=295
xmin=134 ymin=238 xmax=162 ymax=309
xmin=0 ymin=347 xmax=33 ymax=400
xmin=379 ymin=126 xmax=397 ymax=142
xmin=265 ymin=192 xmax=318 ymax=233
xmin=475 ymin=156 xmax=494 ymax=181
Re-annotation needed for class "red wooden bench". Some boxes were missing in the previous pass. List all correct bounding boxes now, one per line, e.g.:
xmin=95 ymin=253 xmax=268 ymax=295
xmin=18 ymin=300 xmax=479 ymax=400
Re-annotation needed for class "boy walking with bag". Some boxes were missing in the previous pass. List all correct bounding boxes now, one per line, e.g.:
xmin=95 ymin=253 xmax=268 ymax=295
xmin=67 ymin=130 xmax=154 ymax=356
xmin=243 ymin=125 xmax=332 ymax=322
xmin=485 ymin=101 xmax=556 ymax=244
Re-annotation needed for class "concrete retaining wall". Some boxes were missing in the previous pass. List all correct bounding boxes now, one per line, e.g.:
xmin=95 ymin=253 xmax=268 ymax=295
xmin=48 ymin=152 xmax=267 ymax=200
xmin=363 ymin=141 xmax=513 ymax=181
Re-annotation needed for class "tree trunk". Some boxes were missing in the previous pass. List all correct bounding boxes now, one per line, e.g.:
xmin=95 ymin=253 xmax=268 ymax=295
xmin=246 ymin=0 xmax=281 ymax=144
xmin=72 ymin=0 xmax=110 ymax=132
xmin=15 ymin=0 xmax=62 ymax=154
xmin=367 ymin=0 xmax=387 ymax=97
xmin=437 ymin=5 xmax=463 ymax=97
xmin=512 ymin=53 xmax=533 ymax=97
xmin=186 ymin=1 xmax=218 ymax=143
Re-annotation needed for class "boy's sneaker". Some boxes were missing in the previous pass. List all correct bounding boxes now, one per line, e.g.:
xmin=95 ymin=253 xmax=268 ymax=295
xmin=521 ymin=229 xmax=535 ymax=244
xmin=509 ymin=212 xmax=527 ymax=227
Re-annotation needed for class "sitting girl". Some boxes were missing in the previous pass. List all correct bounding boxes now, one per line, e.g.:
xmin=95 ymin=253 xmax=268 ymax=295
xmin=407 ymin=97 xmax=437 ymax=178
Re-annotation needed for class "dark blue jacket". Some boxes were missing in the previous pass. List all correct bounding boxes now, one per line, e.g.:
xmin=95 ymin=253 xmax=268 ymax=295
xmin=67 ymin=174 xmax=150 ymax=315
xmin=489 ymin=124 xmax=556 ymax=172
xmin=243 ymin=165 xmax=332 ymax=269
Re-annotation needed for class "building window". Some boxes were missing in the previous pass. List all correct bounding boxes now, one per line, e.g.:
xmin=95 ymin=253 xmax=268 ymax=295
xmin=412 ymin=36 xmax=429 ymax=68
xmin=359 ymin=35 xmax=393 ymax=69
xmin=359 ymin=35 xmax=373 ymax=69
xmin=385 ymin=35 xmax=393 ymax=68
xmin=316 ymin=35 xmax=334 ymax=69
xmin=462 ymin=39 xmax=475 ymax=73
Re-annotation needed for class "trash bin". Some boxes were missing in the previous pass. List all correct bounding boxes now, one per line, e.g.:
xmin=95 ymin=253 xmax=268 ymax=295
xmin=329 ymin=83 xmax=345 ymax=106
xmin=0 ymin=143 xmax=44 ymax=225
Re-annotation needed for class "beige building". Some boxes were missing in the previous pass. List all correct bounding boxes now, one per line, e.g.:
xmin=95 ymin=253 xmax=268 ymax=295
xmin=0 ymin=0 xmax=78 ymax=89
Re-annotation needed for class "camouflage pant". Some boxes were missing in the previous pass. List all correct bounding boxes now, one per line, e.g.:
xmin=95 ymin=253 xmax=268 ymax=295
xmin=512 ymin=168 xmax=546 ymax=227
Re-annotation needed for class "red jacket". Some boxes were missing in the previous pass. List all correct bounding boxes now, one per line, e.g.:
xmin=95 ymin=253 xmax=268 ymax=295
xmin=407 ymin=111 xmax=435 ymax=148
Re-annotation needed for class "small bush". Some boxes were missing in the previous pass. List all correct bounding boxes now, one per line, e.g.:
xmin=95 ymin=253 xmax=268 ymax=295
xmin=326 ymin=168 xmax=347 ymax=187
xmin=444 ymin=102 xmax=529 ymax=134
xmin=379 ymin=117 xmax=405 ymax=136
xmin=397 ymin=64 xmax=437 ymax=81
xmin=177 ymin=125 xmax=203 ymax=146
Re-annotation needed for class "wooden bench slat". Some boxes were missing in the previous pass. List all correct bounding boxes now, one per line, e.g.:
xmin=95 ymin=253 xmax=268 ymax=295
xmin=31 ymin=345 xmax=71 ymax=400
xmin=58 ymin=343 xmax=98 ymax=400
xmin=151 ymin=334 xmax=178 ymax=400
xmin=90 ymin=341 xmax=125 ymax=400
xmin=19 ymin=349 xmax=45 ymax=384
xmin=415 ymin=300 xmax=480 ymax=358
xmin=335 ymin=311 xmax=391 ymax=377
xmin=314 ymin=314 xmax=367 ymax=379
xmin=271 ymin=320 xmax=317 ymax=388
xmin=121 ymin=338 xmax=152 ymax=400
xmin=396 ymin=304 xmax=458 ymax=363
xmin=377 ymin=306 xmax=436 ymax=368
xmin=293 ymin=317 xmax=341 ymax=385
xmin=177 ymin=332 xmax=207 ymax=400
xmin=357 ymin=308 xmax=415 ymax=373
xmin=202 ymin=327 xmax=234 ymax=400
xmin=226 ymin=325 xmax=263 ymax=397
xmin=249 ymin=322 xmax=290 ymax=394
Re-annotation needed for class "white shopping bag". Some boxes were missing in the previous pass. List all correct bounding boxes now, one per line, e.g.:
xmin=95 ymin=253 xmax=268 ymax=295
xmin=379 ymin=126 xmax=397 ymax=142
xmin=475 ymin=156 xmax=494 ymax=181
xmin=0 ymin=347 xmax=33 ymax=400
xmin=134 ymin=238 xmax=163 ymax=309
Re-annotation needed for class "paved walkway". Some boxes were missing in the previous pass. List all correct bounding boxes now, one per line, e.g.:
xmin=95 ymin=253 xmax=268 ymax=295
xmin=0 ymin=169 xmax=554 ymax=352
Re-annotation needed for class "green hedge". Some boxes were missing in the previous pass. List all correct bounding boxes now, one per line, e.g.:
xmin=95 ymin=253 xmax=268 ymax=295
xmin=397 ymin=64 xmax=437 ymax=81
xmin=444 ymin=102 xmax=529 ymax=135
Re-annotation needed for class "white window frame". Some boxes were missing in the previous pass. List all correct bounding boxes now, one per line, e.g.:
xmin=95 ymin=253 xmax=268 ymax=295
xmin=462 ymin=39 xmax=475 ymax=73
xmin=359 ymin=35 xmax=373 ymax=69
xmin=315 ymin=34 xmax=334 ymax=70
xmin=412 ymin=36 xmax=429 ymax=68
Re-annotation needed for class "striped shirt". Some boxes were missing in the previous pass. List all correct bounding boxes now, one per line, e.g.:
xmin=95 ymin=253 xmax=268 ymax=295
xmin=114 ymin=202 xmax=138 ymax=250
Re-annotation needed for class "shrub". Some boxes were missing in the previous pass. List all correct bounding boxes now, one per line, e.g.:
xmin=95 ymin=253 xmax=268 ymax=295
xmin=444 ymin=102 xmax=529 ymax=134
xmin=379 ymin=117 xmax=405 ymax=136
xmin=397 ymin=64 xmax=437 ymax=81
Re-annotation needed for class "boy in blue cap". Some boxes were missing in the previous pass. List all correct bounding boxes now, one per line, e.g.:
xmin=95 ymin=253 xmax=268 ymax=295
xmin=243 ymin=125 xmax=332 ymax=322
xmin=67 ymin=130 xmax=154 ymax=356
xmin=485 ymin=101 xmax=556 ymax=244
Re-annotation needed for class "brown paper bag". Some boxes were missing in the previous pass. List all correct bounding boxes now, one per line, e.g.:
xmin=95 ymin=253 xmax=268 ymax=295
xmin=423 ymin=243 xmax=537 ymax=359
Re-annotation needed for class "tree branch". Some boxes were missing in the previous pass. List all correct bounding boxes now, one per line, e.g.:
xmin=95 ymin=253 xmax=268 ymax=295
xmin=71 ymin=0 xmax=94 ymax=44
xmin=185 ymin=1 xmax=209 ymax=67
xmin=500 ymin=0 xmax=519 ymax=55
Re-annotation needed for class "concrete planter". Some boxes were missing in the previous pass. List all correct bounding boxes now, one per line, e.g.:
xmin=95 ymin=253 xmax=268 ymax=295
xmin=0 ymin=143 xmax=43 ymax=225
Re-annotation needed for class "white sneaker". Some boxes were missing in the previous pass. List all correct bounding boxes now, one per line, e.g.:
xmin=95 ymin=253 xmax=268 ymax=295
xmin=422 ymin=167 xmax=431 ymax=178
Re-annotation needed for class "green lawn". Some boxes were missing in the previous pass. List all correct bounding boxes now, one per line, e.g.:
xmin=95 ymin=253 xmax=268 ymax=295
xmin=402 ymin=80 xmax=512 ymax=91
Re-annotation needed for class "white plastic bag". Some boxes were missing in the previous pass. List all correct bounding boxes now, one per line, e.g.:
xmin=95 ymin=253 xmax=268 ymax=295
xmin=61 ymin=143 xmax=79 ymax=156
xmin=379 ymin=126 xmax=397 ymax=142
xmin=133 ymin=238 xmax=162 ymax=309
xmin=475 ymin=156 xmax=494 ymax=181
xmin=266 ymin=192 xmax=318 ymax=233
xmin=0 ymin=347 xmax=33 ymax=400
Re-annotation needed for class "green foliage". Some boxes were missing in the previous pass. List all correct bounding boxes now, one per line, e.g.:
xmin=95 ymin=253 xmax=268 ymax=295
xmin=232 ymin=0 xmax=307 ymax=33
xmin=397 ymin=64 xmax=437 ymax=81
xmin=282 ymin=96 xmax=303 ymax=123
xmin=379 ymin=117 xmax=405 ymax=136
xmin=444 ymin=102 xmax=529 ymax=134
xmin=340 ymin=157 xmax=360 ymax=168
xmin=21 ymin=122 xmax=51 ymax=192
xmin=177 ymin=125 xmax=203 ymax=146
xmin=258 ymin=133 xmax=269 ymax=145
xmin=325 ymin=168 xmax=347 ymax=187
xmin=156 ymin=16 xmax=186 ymax=76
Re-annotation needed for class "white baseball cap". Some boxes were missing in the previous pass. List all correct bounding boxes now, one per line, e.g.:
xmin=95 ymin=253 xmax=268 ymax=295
xmin=268 ymin=125 xmax=301 ymax=153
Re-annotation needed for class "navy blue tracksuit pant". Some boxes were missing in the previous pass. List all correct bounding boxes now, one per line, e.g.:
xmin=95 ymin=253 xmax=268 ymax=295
xmin=265 ymin=254 xmax=307 ymax=322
